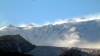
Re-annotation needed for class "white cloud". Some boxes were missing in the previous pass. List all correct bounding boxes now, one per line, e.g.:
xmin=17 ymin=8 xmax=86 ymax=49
xmin=18 ymin=14 xmax=100 ymax=27
xmin=52 ymin=14 xmax=100 ymax=25
xmin=54 ymin=27 xmax=80 ymax=47
xmin=77 ymin=41 xmax=100 ymax=49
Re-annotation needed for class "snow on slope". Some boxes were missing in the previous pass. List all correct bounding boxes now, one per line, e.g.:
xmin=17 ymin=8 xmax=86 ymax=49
xmin=0 ymin=17 xmax=100 ymax=48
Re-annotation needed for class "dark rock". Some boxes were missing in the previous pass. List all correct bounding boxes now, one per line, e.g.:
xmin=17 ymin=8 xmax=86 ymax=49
xmin=0 ymin=50 xmax=32 ymax=56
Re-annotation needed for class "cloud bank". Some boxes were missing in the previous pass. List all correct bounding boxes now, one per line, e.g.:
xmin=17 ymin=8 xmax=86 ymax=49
xmin=52 ymin=14 xmax=100 ymax=25
xmin=54 ymin=26 xmax=100 ymax=48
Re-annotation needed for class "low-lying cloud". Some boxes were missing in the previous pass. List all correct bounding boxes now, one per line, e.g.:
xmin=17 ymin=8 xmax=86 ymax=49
xmin=54 ymin=26 xmax=100 ymax=48
xmin=49 ymin=14 xmax=100 ymax=48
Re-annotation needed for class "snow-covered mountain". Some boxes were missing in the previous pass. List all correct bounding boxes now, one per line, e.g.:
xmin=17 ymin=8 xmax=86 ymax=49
xmin=0 ymin=19 xmax=100 ymax=48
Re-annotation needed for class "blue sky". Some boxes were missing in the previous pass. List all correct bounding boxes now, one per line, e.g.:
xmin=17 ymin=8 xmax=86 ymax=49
xmin=0 ymin=0 xmax=100 ymax=26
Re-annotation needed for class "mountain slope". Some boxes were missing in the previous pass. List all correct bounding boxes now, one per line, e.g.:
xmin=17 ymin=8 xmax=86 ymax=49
xmin=0 ymin=19 xmax=100 ymax=48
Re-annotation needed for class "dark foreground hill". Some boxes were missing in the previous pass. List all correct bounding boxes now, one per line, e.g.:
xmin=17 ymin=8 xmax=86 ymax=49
xmin=0 ymin=35 xmax=35 ymax=56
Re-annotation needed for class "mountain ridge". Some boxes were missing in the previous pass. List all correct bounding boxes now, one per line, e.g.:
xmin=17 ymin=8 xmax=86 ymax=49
xmin=0 ymin=19 xmax=100 ymax=48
